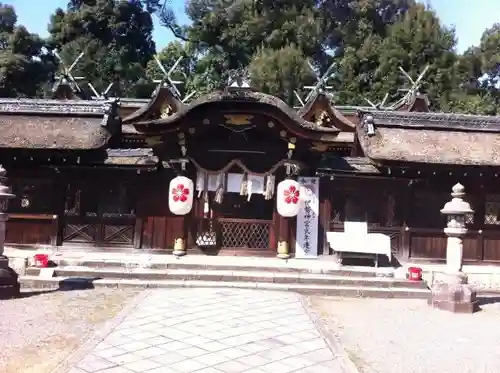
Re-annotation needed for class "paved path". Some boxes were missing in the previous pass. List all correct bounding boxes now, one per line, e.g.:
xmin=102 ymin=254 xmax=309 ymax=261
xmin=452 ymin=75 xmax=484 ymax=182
xmin=68 ymin=289 xmax=346 ymax=373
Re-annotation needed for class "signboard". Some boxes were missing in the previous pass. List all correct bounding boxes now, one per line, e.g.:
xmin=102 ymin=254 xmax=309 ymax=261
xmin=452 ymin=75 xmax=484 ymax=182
xmin=295 ymin=177 xmax=319 ymax=258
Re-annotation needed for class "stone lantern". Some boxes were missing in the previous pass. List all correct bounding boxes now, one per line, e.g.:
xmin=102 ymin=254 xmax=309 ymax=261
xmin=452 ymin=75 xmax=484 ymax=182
xmin=0 ymin=165 xmax=18 ymax=298
xmin=428 ymin=183 xmax=477 ymax=313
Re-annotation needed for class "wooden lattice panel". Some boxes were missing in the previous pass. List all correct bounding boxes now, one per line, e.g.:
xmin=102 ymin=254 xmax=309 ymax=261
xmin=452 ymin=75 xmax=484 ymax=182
xmin=63 ymin=224 xmax=96 ymax=244
xmin=485 ymin=195 xmax=500 ymax=225
xmin=103 ymin=225 xmax=134 ymax=245
xmin=219 ymin=220 xmax=270 ymax=249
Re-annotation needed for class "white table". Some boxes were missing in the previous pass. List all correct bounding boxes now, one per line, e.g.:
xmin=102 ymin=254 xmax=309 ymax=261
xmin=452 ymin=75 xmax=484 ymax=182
xmin=326 ymin=231 xmax=392 ymax=267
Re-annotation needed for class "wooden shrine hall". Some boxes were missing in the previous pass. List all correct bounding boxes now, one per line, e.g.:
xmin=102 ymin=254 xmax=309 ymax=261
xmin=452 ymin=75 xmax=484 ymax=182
xmin=2 ymin=68 xmax=500 ymax=266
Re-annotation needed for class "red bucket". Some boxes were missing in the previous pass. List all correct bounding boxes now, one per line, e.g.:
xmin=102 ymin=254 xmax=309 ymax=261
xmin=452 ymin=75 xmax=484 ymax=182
xmin=408 ymin=267 xmax=422 ymax=281
xmin=34 ymin=254 xmax=49 ymax=268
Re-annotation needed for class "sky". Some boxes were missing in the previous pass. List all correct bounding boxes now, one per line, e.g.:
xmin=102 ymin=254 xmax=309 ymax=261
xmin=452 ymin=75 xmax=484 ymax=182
xmin=6 ymin=0 xmax=500 ymax=53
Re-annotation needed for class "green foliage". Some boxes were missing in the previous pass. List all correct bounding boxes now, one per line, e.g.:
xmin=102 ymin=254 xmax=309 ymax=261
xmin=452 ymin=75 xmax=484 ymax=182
xmin=47 ymin=0 xmax=156 ymax=97
xmin=1 ymin=0 xmax=500 ymax=116
xmin=335 ymin=4 xmax=458 ymax=110
xmin=160 ymin=0 xmax=327 ymax=94
xmin=248 ymin=45 xmax=314 ymax=105
xmin=0 ymin=3 xmax=55 ymax=97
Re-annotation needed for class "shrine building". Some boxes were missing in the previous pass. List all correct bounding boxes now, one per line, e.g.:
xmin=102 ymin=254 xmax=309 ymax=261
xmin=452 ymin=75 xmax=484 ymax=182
xmin=2 ymin=69 xmax=500 ymax=267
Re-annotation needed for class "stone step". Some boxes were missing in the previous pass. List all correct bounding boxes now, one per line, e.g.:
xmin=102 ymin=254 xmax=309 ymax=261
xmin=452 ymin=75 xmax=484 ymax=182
xmin=19 ymin=276 xmax=431 ymax=299
xmin=25 ymin=266 xmax=427 ymax=289
xmin=47 ymin=258 xmax=394 ymax=278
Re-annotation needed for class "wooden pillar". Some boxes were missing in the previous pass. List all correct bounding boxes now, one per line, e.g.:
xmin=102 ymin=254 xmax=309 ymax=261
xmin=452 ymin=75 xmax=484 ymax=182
xmin=276 ymin=211 xmax=290 ymax=259
xmin=186 ymin=199 xmax=198 ymax=250
xmin=400 ymin=183 xmax=412 ymax=262
xmin=319 ymin=196 xmax=332 ymax=256
xmin=476 ymin=184 xmax=485 ymax=262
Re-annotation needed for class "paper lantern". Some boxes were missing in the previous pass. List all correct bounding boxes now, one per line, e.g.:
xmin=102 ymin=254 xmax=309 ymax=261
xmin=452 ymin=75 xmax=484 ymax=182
xmin=168 ymin=176 xmax=194 ymax=215
xmin=277 ymin=179 xmax=301 ymax=217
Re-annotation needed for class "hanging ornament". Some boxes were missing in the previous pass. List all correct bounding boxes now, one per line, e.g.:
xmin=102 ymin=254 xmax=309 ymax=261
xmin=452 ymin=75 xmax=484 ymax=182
xmin=168 ymin=176 xmax=194 ymax=215
xmin=276 ymin=179 xmax=301 ymax=217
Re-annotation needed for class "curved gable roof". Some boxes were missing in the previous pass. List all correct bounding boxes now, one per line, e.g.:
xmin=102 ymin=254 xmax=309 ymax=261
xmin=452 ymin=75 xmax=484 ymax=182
xmin=133 ymin=90 xmax=351 ymax=142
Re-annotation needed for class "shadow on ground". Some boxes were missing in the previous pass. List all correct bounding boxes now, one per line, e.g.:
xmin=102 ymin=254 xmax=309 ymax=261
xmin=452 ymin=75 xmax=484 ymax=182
xmin=16 ymin=277 xmax=101 ymax=298
xmin=477 ymin=296 xmax=500 ymax=306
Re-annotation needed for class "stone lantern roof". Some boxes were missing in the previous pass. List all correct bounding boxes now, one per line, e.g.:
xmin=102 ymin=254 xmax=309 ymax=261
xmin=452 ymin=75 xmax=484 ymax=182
xmin=441 ymin=183 xmax=473 ymax=215
xmin=0 ymin=165 xmax=14 ymax=200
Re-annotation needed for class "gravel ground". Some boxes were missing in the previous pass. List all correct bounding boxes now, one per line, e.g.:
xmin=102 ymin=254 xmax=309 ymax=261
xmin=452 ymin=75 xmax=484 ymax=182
xmin=0 ymin=288 xmax=142 ymax=373
xmin=308 ymin=296 xmax=500 ymax=373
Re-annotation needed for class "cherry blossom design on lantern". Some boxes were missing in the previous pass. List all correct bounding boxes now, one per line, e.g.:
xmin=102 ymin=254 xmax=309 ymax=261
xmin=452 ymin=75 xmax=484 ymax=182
xmin=284 ymin=185 xmax=300 ymax=204
xmin=172 ymin=184 xmax=190 ymax=202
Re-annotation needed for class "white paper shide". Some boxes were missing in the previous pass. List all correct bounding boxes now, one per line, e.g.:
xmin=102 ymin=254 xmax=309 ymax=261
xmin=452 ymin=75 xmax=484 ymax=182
xmin=295 ymin=177 xmax=319 ymax=258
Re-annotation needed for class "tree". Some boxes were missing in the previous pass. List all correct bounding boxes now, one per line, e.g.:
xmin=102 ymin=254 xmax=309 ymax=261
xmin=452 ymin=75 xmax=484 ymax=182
xmin=0 ymin=3 xmax=55 ymax=97
xmin=47 ymin=0 xmax=156 ymax=97
xmin=476 ymin=23 xmax=500 ymax=87
xmin=248 ymin=45 xmax=314 ymax=105
xmin=158 ymin=0 xmax=327 ymax=93
xmin=445 ymin=24 xmax=500 ymax=115
xmin=335 ymin=3 xmax=458 ymax=109
xmin=319 ymin=0 xmax=416 ymax=53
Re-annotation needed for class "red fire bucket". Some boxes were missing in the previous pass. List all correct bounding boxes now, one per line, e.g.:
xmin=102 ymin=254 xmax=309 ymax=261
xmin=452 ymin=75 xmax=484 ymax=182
xmin=34 ymin=254 xmax=49 ymax=268
xmin=408 ymin=267 xmax=423 ymax=281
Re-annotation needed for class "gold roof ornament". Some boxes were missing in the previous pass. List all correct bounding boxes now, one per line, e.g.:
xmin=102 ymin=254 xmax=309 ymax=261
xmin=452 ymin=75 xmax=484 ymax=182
xmin=224 ymin=114 xmax=253 ymax=126
xmin=314 ymin=109 xmax=331 ymax=127
xmin=160 ymin=104 xmax=173 ymax=119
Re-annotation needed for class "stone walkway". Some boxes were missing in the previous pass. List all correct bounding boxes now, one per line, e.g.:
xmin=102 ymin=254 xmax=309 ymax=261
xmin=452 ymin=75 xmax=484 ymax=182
xmin=67 ymin=289 xmax=346 ymax=373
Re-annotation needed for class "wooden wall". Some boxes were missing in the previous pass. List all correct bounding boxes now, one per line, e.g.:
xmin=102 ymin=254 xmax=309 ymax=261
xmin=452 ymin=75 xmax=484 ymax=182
xmin=321 ymin=177 xmax=500 ymax=264
xmin=5 ymin=175 xmax=61 ymax=247
xmin=6 ymin=214 xmax=58 ymax=247
xmin=135 ymin=176 xmax=186 ymax=251
xmin=3 ymin=168 xmax=179 ymax=250
xmin=8 ymin=163 xmax=500 ymax=263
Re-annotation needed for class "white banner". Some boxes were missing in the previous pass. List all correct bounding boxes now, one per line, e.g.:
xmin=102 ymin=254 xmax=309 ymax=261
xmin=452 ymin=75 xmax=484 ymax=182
xmin=196 ymin=172 xmax=265 ymax=194
xmin=295 ymin=177 xmax=319 ymax=258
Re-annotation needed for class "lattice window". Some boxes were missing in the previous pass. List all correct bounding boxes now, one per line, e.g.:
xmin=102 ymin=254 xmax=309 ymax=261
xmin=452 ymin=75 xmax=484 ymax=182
xmin=485 ymin=195 xmax=500 ymax=225
xmin=220 ymin=220 xmax=270 ymax=249
xmin=464 ymin=197 xmax=475 ymax=225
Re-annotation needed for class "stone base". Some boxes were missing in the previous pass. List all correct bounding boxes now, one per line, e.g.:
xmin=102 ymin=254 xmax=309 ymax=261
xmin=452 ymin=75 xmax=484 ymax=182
xmin=172 ymin=250 xmax=187 ymax=257
xmin=428 ymin=274 xmax=478 ymax=314
xmin=277 ymin=253 xmax=290 ymax=260
xmin=0 ymin=256 xmax=20 ymax=299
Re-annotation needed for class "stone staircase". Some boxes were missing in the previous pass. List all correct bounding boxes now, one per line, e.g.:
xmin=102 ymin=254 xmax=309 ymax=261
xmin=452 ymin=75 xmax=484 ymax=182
xmin=20 ymin=256 xmax=430 ymax=299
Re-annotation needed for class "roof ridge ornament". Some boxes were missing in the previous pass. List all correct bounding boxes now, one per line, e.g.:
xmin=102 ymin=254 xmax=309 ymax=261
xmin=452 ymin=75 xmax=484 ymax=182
xmin=302 ymin=60 xmax=336 ymax=103
xmin=386 ymin=65 xmax=430 ymax=109
xmin=52 ymin=50 xmax=86 ymax=98
xmin=152 ymin=55 xmax=197 ymax=103
xmin=226 ymin=68 xmax=252 ymax=91
xmin=88 ymin=82 xmax=114 ymax=100
xmin=363 ymin=93 xmax=390 ymax=110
